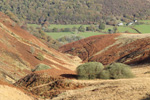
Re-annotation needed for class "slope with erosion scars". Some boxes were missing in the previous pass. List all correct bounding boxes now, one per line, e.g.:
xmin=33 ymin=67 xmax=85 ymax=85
xmin=0 ymin=12 xmax=81 ymax=83
xmin=60 ymin=33 xmax=150 ymax=65
xmin=60 ymin=34 xmax=119 ymax=62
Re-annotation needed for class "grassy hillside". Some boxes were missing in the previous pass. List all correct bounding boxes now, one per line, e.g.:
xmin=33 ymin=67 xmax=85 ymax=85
xmin=133 ymin=25 xmax=150 ymax=33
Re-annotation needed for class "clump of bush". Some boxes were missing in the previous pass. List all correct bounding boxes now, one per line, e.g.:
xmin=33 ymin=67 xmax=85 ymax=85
xmin=36 ymin=52 xmax=44 ymax=61
xmin=76 ymin=62 xmax=134 ymax=80
xmin=76 ymin=62 xmax=104 ymax=79
xmin=32 ymin=63 xmax=51 ymax=72
xmin=99 ymin=63 xmax=134 ymax=79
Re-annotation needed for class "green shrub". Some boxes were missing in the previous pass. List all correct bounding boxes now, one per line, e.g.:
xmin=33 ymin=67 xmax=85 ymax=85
xmin=99 ymin=70 xmax=110 ymax=79
xmin=32 ymin=63 xmax=51 ymax=72
xmin=36 ymin=53 xmax=44 ymax=61
xmin=76 ymin=62 xmax=104 ymax=80
xmin=106 ymin=63 xmax=134 ymax=79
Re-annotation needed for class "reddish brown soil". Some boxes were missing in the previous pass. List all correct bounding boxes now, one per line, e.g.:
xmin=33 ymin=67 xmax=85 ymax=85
xmin=60 ymin=33 xmax=150 ymax=65
xmin=0 ymin=12 xmax=78 ymax=83
xmin=60 ymin=34 xmax=120 ymax=62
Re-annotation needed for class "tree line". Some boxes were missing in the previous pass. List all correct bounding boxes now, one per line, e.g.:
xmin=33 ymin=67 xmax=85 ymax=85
xmin=1 ymin=0 xmax=150 ymax=25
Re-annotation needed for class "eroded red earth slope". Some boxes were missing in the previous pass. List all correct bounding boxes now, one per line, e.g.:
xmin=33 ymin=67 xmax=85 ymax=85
xmin=0 ymin=12 xmax=81 ymax=83
xmin=60 ymin=33 xmax=150 ymax=65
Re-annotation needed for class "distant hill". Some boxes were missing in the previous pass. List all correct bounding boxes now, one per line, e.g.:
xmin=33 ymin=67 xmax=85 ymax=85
xmin=0 ymin=0 xmax=150 ymax=24
xmin=60 ymin=33 xmax=150 ymax=65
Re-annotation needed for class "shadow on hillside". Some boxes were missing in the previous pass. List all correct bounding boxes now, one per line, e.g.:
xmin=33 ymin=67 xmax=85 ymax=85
xmin=61 ymin=74 xmax=77 ymax=79
xmin=129 ymin=56 xmax=150 ymax=67
xmin=141 ymin=96 xmax=150 ymax=100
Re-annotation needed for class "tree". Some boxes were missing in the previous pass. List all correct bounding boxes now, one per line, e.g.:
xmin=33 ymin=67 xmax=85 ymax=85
xmin=78 ymin=25 xmax=85 ymax=32
xmin=39 ymin=29 xmax=46 ymax=37
xmin=52 ymin=27 xmax=59 ymax=32
xmin=86 ymin=25 xmax=97 ymax=32
xmin=99 ymin=23 xmax=105 ymax=30
xmin=108 ymin=29 xmax=113 ymax=34
xmin=113 ymin=26 xmax=118 ymax=33
xmin=5 ymin=10 xmax=20 ymax=23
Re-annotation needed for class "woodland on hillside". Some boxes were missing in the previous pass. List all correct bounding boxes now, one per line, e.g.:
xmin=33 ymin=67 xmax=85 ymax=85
xmin=1 ymin=0 xmax=150 ymax=50
xmin=0 ymin=0 xmax=150 ymax=25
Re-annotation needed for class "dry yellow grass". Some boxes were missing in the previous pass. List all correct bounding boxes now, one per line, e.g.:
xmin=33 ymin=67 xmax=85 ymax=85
xmin=53 ymin=65 xmax=150 ymax=100
xmin=0 ymin=85 xmax=34 ymax=100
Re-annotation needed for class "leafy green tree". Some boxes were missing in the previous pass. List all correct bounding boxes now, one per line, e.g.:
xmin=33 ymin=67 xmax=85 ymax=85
xmin=5 ymin=10 xmax=20 ymax=23
xmin=86 ymin=25 xmax=97 ymax=31
xmin=113 ymin=26 xmax=118 ymax=33
xmin=99 ymin=23 xmax=105 ymax=30
xmin=52 ymin=27 xmax=59 ymax=32
xmin=108 ymin=29 xmax=113 ymax=34
xmin=78 ymin=25 xmax=85 ymax=32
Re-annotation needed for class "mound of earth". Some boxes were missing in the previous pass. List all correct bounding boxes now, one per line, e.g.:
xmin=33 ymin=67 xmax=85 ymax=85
xmin=14 ymin=73 xmax=85 ymax=99
xmin=0 ymin=12 xmax=82 ymax=83
xmin=60 ymin=33 xmax=150 ymax=65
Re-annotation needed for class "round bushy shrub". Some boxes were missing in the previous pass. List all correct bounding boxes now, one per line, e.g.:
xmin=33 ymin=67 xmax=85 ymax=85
xmin=76 ymin=62 xmax=104 ymax=80
xmin=32 ymin=63 xmax=51 ymax=72
xmin=106 ymin=63 xmax=134 ymax=79
xmin=99 ymin=70 xmax=110 ymax=79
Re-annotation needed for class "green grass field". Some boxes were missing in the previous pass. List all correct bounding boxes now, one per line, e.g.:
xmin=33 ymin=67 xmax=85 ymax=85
xmin=28 ymin=24 xmax=89 ymax=29
xmin=102 ymin=25 xmax=137 ymax=33
xmin=28 ymin=24 xmax=40 ymax=27
xmin=102 ymin=25 xmax=114 ymax=32
xmin=46 ymin=32 xmax=104 ymax=39
xmin=117 ymin=26 xmax=138 ymax=33
xmin=139 ymin=20 xmax=150 ymax=24
xmin=48 ymin=24 xmax=89 ymax=29
xmin=133 ymin=25 xmax=150 ymax=33
xmin=28 ymin=23 xmax=150 ymax=40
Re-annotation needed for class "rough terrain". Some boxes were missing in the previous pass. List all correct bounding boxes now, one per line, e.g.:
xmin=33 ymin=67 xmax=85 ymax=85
xmin=53 ymin=65 xmax=150 ymax=100
xmin=1 ymin=11 xmax=150 ymax=100
xmin=0 ymin=12 xmax=81 ymax=83
xmin=60 ymin=33 xmax=150 ymax=65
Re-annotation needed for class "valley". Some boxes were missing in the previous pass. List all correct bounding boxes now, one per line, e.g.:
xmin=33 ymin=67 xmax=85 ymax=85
xmin=1 ymin=0 xmax=150 ymax=100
